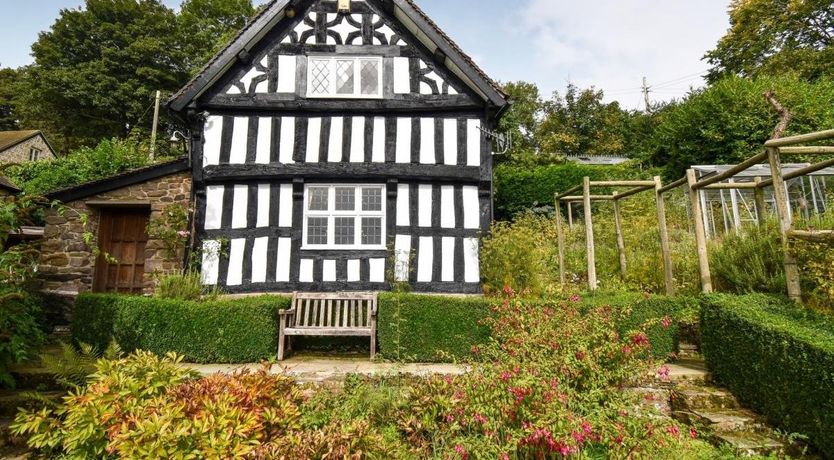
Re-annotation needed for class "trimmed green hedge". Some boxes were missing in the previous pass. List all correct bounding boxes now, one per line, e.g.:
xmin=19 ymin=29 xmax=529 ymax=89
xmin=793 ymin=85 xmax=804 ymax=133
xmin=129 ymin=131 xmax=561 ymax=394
xmin=701 ymin=294 xmax=834 ymax=457
xmin=377 ymin=293 xmax=491 ymax=362
xmin=72 ymin=294 xmax=291 ymax=363
xmin=494 ymin=163 xmax=646 ymax=220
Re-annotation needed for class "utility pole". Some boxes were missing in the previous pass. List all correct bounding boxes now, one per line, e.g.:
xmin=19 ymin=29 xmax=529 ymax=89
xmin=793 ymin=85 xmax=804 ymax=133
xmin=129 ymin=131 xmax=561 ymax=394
xmin=642 ymin=77 xmax=652 ymax=113
xmin=150 ymin=90 xmax=161 ymax=161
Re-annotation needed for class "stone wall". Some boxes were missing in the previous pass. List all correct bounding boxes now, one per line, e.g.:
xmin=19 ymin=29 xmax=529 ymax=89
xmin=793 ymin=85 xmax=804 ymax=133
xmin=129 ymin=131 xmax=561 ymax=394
xmin=0 ymin=135 xmax=55 ymax=164
xmin=39 ymin=172 xmax=192 ymax=295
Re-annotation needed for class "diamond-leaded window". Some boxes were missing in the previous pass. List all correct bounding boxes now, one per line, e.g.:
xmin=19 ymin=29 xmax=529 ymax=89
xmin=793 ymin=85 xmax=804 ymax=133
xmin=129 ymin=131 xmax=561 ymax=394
xmin=303 ymin=185 xmax=386 ymax=249
xmin=306 ymin=56 xmax=382 ymax=98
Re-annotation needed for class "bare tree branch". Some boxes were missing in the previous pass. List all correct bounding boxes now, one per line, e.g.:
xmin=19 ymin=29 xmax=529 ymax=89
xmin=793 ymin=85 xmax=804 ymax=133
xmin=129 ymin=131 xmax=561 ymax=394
xmin=764 ymin=91 xmax=793 ymax=140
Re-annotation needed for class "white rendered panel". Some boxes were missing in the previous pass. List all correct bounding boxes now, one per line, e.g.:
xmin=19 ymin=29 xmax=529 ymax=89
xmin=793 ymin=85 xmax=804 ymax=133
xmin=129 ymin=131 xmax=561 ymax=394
xmin=200 ymin=240 xmax=220 ymax=285
xmin=328 ymin=117 xmax=343 ymax=162
xmin=369 ymin=259 xmax=385 ymax=283
xmin=230 ymin=117 xmax=249 ymax=164
xmin=232 ymin=185 xmax=248 ymax=229
xmin=278 ymin=184 xmax=293 ymax=227
xmin=226 ymin=238 xmax=245 ymax=286
xmin=372 ymin=117 xmax=385 ymax=162
xmin=393 ymin=57 xmax=410 ymax=94
xmin=257 ymin=184 xmax=270 ymax=228
xmin=443 ymin=118 xmax=458 ymax=165
xmin=420 ymin=118 xmax=435 ymax=164
xmin=467 ymin=119 xmax=481 ymax=167
xmin=463 ymin=237 xmax=480 ymax=283
xmin=204 ymin=185 xmax=224 ymax=230
xmin=440 ymin=185 xmax=455 ymax=228
xmin=441 ymin=237 xmax=455 ymax=282
xmin=347 ymin=259 xmax=360 ymax=282
xmin=277 ymin=55 xmax=297 ymax=93
xmin=396 ymin=184 xmax=410 ymax=226
xmin=251 ymin=237 xmax=268 ymax=283
xmin=306 ymin=117 xmax=322 ymax=163
xmin=396 ymin=118 xmax=411 ymax=163
xmin=394 ymin=235 xmax=411 ymax=282
xmin=417 ymin=237 xmax=433 ymax=282
xmin=350 ymin=117 xmax=365 ymax=162
xmin=462 ymin=186 xmax=480 ymax=229
xmin=276 ymin=238 xmax=291 ymax=282
xmin=323 ymin=260 xmax=336 ymax=282
xmin=255 ymin=117 xmax=272 ymax=164
xmin=418 ymin=184 xmax=432 ymax=227
xmin=239 ymin=67 xmax=262 ymax=93
xmin=203 ymin=116 xmax=223 ymax=166
xmin=279 ymin=117 xmax=295 ymax=163
xmin=299 ymin=259 xmax=314 ymax=283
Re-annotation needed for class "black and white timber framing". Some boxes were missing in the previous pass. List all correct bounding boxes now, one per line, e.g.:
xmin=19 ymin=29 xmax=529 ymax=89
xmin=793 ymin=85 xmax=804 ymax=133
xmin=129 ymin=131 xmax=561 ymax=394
xmin=168 ymin=0 xmax=508 ymax=294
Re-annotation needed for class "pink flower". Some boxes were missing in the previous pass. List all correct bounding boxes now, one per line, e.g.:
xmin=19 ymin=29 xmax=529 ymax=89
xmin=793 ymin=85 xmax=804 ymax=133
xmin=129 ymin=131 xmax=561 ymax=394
xmin=621 ymin=345 xmax=632 ymax=355
xmin=473 ymin=413 xmax=488 ymax=424
xmin=657 ymin=365 xmax=671 ymax=381
xmin=470 ymin=345 xmax=481 ymax=355
xmin=667 ymin=425 xmax=680 ymax=437
xmin=569 ymin=294 xmax=581 ymax=303
xmin=689 ymin=427 xmax=698 ymax=439
xmin=177 ymin=230 xmax=190 ymax=238
xmin=661 ymin=316 xmax=673 ymax=328
xmin=631 ymin=333 xmax=650 ymax=347
xmin=575 ymin=351 xmax=586 ymax=361
xmin=453 ymin=444 xmax=468 ymax=459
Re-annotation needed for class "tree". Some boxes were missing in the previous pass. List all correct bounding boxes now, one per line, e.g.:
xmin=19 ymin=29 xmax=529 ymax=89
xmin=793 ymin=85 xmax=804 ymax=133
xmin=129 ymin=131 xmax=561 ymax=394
xmin=0 ymin=68 xmax=20 ymax=131
xmin=178 ymin=0 xmax=255 ymax=74
xmin=705 ymin=0 xmax=834 ymax=82
xmin=497 ymin=81 xmax=544 ymax=162
xmin=536 ymin=84 xmax=631 ymax=158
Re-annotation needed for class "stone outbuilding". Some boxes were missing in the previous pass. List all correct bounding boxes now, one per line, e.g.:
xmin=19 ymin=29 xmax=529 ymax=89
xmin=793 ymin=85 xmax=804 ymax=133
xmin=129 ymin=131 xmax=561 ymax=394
xmin=0 ymin=130 xmax=58 ymax=164
xmin=0 ymin=173 xmax=19 ymax=196
xmin=40 ymin=158 xmax=192 ymax=296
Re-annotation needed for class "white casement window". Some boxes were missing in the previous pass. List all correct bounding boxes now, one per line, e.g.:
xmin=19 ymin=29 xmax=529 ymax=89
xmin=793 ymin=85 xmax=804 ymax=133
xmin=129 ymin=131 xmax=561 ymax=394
xmin=29 ymin=148 xmax=41 ymax=161
xmin=307 ymin=56 xmax=383 ymax=98
xmin=303 ymin=185 xmax=386 ymax=249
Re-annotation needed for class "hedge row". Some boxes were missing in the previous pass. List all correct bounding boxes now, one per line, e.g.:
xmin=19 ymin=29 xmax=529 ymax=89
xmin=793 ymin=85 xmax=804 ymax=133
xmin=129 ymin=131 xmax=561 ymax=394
xmin=72 ymin=294 xmax=291 ymax=363
xmin=494 ymin=163 xmax=646 ymax=220
xmin=701 ymin=294 xmax=834 ymax=458
xmin=377 ymin=293 xmax=492 ymax=362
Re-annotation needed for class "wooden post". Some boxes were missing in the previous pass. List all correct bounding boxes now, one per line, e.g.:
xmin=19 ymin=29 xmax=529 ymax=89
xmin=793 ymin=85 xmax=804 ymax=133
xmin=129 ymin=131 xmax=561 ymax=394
xmin=567 ymin=202 xmax=574 ymax=230
xmin=612 ymin=194 xmax=627 ymax=278
xmin=555 ymin=197 xmax=566 ymax=288
xmin=150 ymin=90 xmax=161 ymax=161
xmin=766 ymin=147 xmax=802 ymax=301
xmin=686 ymin=169 xmax=712 ymax=293
xmin=583 ymin=177 xmax=597 ymax=290
xmin=654 ymin=176 xmax=675 ymax=296
xmin=753 ymin=177 xmax=766 ymax=224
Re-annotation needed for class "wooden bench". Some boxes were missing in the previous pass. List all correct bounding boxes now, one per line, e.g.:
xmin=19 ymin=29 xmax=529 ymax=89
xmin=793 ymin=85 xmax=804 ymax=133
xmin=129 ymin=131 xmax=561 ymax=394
xmin=278 ymin=292 xmax=378 ymax=361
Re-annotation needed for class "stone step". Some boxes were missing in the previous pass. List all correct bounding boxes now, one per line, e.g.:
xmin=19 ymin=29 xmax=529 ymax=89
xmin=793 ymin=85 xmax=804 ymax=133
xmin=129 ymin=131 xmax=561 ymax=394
xmin=627 ymin=386 xmax=673 ymax=417
xmin=676 ymin=408 xmax=766 ymax=433
xmin=672 ymin=385 xmax=740 ymax=412
xmin=713 ymin=431 xmax=786 ymax=458
xmin=678 ymin=343 xmax=700 ymax=359
xmin=659 ymin=359 xmax=710 ymax=383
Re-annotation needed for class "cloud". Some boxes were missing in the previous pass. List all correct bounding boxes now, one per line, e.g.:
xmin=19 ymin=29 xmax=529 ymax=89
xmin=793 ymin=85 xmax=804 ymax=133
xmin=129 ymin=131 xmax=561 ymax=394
xmin=514 ymin=0 xmax=731 ymax=107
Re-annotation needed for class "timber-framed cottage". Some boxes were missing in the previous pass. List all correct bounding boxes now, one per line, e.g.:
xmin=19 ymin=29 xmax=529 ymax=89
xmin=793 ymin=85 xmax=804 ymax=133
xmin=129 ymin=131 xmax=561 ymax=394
xmin=168 ymin=0 xmax=508 ymax=294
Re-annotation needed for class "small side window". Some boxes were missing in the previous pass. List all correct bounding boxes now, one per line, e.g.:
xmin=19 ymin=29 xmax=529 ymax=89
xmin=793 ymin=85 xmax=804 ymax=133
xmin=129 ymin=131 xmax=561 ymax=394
xmin=29 ymin=148 xmax=42 ymax=161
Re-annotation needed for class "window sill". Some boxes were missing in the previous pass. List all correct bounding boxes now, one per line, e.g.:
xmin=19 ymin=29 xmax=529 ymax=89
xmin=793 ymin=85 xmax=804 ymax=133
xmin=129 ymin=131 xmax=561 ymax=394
xmin=300 ymin=245 xmax=387 ymax=251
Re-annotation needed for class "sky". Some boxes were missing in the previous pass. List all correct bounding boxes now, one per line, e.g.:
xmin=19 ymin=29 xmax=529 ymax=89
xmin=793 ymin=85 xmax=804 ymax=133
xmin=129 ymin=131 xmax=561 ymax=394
xmin=0 ymin=0 xmax=731 ymax=109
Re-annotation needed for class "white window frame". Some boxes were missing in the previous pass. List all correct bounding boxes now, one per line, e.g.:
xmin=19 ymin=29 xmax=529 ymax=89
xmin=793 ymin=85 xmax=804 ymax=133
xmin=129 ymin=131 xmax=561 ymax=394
xmin=302 ymin=184 xmax=386 ymax=250
xmin=306 ymin=56 xmax=383 ymax=99
xmin=29 ymin=148 xmax=41 ymax=161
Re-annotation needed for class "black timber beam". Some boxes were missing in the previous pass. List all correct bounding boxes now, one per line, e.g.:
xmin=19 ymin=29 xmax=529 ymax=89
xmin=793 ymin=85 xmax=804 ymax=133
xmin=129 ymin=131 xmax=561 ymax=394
xmin=202 ymin=163 xmax=483 ymax=183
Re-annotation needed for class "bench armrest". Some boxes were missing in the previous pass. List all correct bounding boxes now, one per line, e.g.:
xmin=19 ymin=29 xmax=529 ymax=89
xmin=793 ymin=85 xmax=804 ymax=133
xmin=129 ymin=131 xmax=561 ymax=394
xmin=279 ymin=308 xmax=296 ymax=316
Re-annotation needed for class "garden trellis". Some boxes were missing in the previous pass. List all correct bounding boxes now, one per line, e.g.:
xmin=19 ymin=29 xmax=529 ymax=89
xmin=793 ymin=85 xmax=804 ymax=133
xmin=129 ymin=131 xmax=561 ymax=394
xmin=555 ymin=128 xmax=834 ymax=302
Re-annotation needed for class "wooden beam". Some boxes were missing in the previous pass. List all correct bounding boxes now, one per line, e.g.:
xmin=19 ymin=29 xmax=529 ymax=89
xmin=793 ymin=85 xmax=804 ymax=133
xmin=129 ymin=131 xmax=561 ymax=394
xmin=555 ymin=184 xmax=583 ymax=200
xmin=702 ymin=182 xmax=759 ymax=190
xmin=753 ymin=177 xmax=767 ymax=223
xmin=764 ymin=128 xmax=834 ymax=147
xmin=767 ymin=147 xmax=802 ymax=301
xmin=583 ymin=177 xmax=597 ymax=291
xmin=589 ymin=180 xmax=656 ymax=187
xmin=203 ymin=163 xmax=483 ymax=183
xmin=658 ymin=176 xmax=687 ymax=194
xmin=612 ymin=185 xmax=654 ymax=200
xmin=687 ymin=169 xmax=712 ymax=293
xmin=612 ymin=194 xmax=627 ymax=278
xmin=691 ymin=151 xmax=769 ymax=190
xmin=654 ymin=176 xmax=675 ymax=296
xmin=567 ymin=202 xmax=574 ymax=230
xmin=555 ymin=199 xmax=566 ymax=287
xmin=787 ymin=230 xmax=834 ymax=242
xmin=777 ymin=146 xmax=834 ymax=155
xmin=756 ymin=157 xmax=834 ymax=188
xmin=560 ymin=195 xmax=615 ymax=201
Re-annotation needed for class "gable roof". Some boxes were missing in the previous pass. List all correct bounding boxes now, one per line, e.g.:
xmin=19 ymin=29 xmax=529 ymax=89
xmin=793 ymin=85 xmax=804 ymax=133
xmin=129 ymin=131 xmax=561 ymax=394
xmin=168 ymin=0 xmax=507 ymax=112
xmin=0 ymin=130 xmax=58 ymax=157
xmin=46 ymin=158 xmax=189 ymax=203
xmin=0 ymin=173 xmax=19 ymax=193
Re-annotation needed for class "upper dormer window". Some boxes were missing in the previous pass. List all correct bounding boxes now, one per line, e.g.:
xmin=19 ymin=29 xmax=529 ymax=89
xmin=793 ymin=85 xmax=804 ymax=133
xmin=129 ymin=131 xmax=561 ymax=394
xmin=307 ymin=56 xmax=382 ymax=99
xmin=29 ymin=148 xmax=41 ymax=161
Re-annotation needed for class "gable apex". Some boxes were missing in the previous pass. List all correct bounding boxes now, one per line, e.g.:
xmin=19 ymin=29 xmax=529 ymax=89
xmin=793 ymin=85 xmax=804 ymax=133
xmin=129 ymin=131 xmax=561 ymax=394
xmin=168 ymin=0 xmax=508 ymax=113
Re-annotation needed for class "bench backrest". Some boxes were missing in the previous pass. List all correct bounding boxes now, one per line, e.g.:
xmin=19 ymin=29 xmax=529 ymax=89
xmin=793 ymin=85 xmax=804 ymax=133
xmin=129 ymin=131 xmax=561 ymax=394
xmin=290 ymin=292 xmax=377 ymax=329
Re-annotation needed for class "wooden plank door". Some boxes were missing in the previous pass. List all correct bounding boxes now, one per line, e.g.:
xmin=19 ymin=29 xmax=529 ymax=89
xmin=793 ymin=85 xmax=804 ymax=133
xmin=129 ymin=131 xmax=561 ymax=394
xmin=93 ymin=208 xmax=150 ymax=294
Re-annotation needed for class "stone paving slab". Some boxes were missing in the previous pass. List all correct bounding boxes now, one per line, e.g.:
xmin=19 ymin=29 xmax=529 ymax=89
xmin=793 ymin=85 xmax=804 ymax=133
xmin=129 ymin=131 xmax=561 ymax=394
xmin=183 ymin=357 xmax=468 ymax=383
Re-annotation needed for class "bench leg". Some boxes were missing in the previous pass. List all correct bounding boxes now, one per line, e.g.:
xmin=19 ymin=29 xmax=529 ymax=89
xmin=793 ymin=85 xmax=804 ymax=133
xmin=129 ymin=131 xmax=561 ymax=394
xmin=277 ymin=325 xmax=286 ymax=361
xmin=370 ymin=334 xmax=376 ymax=361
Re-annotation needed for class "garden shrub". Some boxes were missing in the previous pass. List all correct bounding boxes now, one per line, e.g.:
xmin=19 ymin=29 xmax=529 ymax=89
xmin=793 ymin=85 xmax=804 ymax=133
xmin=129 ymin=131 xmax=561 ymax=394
xmin=709 ymin=222 xmax=786 ymax=294
xmin=619 ymin=296 xmax=700 ymax=359
xmin=0 ymin=288 xmax=46 ymax=387
xmin=71 ymin=294 xmax=291 ymax=363
xmin=71 ymin=292 xmax=124 ymax=351
xmin=377 ymin=293 xmax=491 ymax=362
xmin=701 ymin=293 xmax=834 ymax=457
